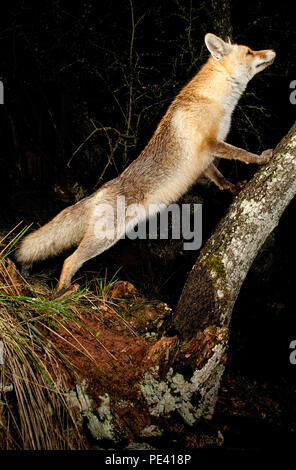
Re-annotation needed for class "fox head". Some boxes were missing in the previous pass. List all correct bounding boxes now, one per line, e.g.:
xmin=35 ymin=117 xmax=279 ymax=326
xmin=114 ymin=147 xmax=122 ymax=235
xmin=205 ymin=33 xmax=276 ymax=83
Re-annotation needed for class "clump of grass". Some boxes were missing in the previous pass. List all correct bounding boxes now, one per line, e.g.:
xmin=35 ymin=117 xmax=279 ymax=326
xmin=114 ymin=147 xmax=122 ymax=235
xmin=93 ymin=267 xmax=121 ymax=301
xmin=0 ymin=222 xmax=31 ymax=263
xmin=0 ymin=302 xmax=80 ymax=448
xmin=0 ymin=227 xmax=88 ymax=449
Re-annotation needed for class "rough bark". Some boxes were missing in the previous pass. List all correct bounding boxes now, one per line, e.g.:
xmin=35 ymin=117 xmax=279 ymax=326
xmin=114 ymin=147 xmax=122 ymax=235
xmin=211 ymin=0 xmax=233 ymax=41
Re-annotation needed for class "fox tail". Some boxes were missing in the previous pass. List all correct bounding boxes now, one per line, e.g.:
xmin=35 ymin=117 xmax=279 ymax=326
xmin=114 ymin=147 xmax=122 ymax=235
xmin=15 ymin=197 xmax=91 ymax=270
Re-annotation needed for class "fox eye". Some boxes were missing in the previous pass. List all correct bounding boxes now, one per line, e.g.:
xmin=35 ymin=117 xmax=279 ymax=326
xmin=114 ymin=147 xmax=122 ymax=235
xmin=247 ymin=50 xmax=253 ymax=55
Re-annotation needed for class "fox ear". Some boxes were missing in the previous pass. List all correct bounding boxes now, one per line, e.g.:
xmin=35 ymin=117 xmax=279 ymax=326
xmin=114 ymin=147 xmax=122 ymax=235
xmin=205 ymin=33 xmax=232 ymax=60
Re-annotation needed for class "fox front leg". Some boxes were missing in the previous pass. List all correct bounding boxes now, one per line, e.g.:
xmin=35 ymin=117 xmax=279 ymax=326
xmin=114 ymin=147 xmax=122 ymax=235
xmin=207 ymin=140 xmax=273 ymax=165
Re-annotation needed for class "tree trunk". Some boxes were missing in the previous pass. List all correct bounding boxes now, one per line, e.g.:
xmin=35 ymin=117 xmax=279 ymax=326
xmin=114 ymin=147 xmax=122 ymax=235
xmin=164 ymin=122 xmax=296 ymax=422
xmin=211 ymin=0 xmax=233 ymax=41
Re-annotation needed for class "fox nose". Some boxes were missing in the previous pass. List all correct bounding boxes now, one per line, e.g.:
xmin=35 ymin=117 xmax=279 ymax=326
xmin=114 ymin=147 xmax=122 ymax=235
xmin=268 ymin=50 xmax=276 ymax=59
xmin=265 ymin=50 xmax=276 ymax=63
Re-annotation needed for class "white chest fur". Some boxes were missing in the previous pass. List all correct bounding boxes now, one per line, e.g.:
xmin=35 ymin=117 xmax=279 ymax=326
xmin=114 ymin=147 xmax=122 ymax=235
xmin=218 ymin=72 xmax=248 ymax=141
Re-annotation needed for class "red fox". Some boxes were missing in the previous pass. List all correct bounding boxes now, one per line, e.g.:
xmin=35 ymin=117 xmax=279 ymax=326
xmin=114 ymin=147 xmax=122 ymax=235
xmin=16 ymin=33 xmax=276 ymax=298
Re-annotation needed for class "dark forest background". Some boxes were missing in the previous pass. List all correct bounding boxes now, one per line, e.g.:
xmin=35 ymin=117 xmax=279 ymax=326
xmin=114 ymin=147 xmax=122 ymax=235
xmin=0 ymin=0 xmax=296 ymax=448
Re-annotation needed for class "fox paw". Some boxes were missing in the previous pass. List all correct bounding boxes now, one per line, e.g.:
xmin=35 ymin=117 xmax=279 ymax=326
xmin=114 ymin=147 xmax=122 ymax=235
xmin=227 ymin=182 xmax=239 ymax=195
xmin=222 ymin=179 xmax=248 ymax=195
xmin=234 ymin=180 xmax=248 ymax=193
xmin=20 ymin=264 xmax=32 ymax=277
xmin=52 ymin=283 xmax=80 ymax=301
xmin=218 ymin=179 xmax=237 ymax=194
xmin=259 ymin=148 xmax=273 ymax=164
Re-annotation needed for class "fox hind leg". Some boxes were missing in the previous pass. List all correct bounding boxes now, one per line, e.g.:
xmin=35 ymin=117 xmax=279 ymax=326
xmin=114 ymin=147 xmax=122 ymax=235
xmin=204 ymin=163 xmax=237 ymax=194
xmin=53 ymin=234 xmax=121 ymax=297
xmin=53 ymin=190 xmax=147 ymax=299
xmin=53 ymin=203 xmax=130 ymax=298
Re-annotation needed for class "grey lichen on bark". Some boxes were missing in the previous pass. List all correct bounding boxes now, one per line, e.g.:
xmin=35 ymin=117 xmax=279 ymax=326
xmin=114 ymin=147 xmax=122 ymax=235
xmin=140 ymin=337 xmax=226 ymax=425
